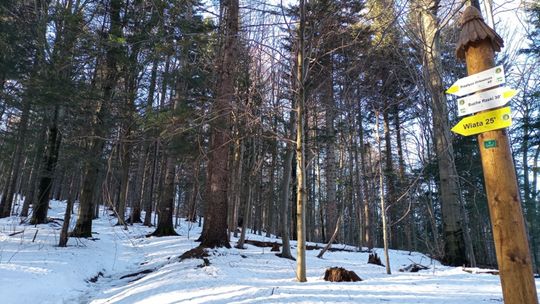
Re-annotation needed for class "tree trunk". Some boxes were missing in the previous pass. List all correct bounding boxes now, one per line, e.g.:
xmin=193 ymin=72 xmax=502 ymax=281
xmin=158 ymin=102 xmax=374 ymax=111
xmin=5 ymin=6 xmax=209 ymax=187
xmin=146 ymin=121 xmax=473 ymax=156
xmin=236 ymin=153 xmax=253 ymax=249
xmin=229 ymin=138 xmax=243 ymax=238
xmin=116 ymin=138 xmax=131 ymax=226
xmin=20 ymin=124 xmax=47 ymax=217
xmin=358 ymin=109 xmax=372 ymax=249
xmin=0 ymin=98 xmax=30 ymax=217
xmin=143 ymin=140 xmax=159 ymax=226
xmin=532 ymin=147 xmax=540 ymax=272
xmin=265 ymin=137 xmax=278 ymax=237
xmin=70 ymin=139 xmax=105 ymax=237
xmin=0 ymin=0 xmax=51 ymax=218
xmin=71 ymin=0 xmax=122 ymax=237
xmin=198 ymin=0 xmax=239 ymax=249
xmin=130 ymin=57 xmax=158 ymax=224
xmin=31 ymin=105 xmax=61 ymax=224
xmin=376 ymin=112 xmax=391 ymax=275
xmin=323 ymin=55 xmax=337 ymax=243
xmin=59 ymin=172 xmax=78 ymax=247
xmin=383 ymin=107 xmax=396 ymax=248
xmin=150 ymin=156 xmax=178 ymax=236
xmin=186 ymin=159 xmax=200 ymax=222
xmin=522 ymin=104 xmax=537 ymax=272
xmin=417 ymin=0 xmax=468 ymax=266
xmin=394 ymin=110 xmax=411 ymax=249
xmin=149 ymin=42 xmax=188 ymax=237
xmin=295 ymin=0 xmax=307 ymax=282
xmin=280 ymin=145 xmax=295 ymax=259
xmin=317 ymin=214 xmax=342 ymax=259
xmin=128 ymin=144 xmax=146 ymax=224
xmin=52 ymin=167 xmax=65 ymax=201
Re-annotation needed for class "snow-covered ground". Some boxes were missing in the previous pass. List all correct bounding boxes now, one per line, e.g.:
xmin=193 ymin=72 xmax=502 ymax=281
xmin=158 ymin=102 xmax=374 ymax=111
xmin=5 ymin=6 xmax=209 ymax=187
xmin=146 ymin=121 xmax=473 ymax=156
xmin=0 ymin=200 xmax=536 ymax=303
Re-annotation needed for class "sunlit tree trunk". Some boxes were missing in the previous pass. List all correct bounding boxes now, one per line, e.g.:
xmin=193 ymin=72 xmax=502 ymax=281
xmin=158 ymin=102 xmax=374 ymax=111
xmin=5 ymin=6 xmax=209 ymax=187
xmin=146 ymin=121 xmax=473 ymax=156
xmin=376 ymin=112 xmax=391 ymax=274
xmin=295 ymin=0 xmax=307 ymax=282
xmin=416 ymin=0 xmax=468 ymax=266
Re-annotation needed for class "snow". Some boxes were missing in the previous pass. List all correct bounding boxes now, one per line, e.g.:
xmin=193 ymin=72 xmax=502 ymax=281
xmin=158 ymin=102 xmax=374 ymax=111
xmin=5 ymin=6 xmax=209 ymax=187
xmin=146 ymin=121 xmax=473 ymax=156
xmin=0 ymin=200 xmax=536 ymax=303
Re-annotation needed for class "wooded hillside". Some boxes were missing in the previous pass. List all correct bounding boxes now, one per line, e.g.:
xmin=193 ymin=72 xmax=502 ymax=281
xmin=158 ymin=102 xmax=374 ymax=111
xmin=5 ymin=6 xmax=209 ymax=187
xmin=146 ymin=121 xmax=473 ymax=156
xmin=0 ymin=0 xmax=539 ymax=273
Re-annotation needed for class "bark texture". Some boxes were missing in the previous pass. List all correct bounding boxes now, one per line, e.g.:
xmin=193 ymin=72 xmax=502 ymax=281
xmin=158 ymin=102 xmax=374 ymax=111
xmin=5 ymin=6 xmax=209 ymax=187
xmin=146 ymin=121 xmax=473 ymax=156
xmin=417 ymin=0 xmax=468 ymax=266
xmin=295 ymin=0 xmax=307 ymax=282
xmin=198 ymin=0 xmax=239 ymax=249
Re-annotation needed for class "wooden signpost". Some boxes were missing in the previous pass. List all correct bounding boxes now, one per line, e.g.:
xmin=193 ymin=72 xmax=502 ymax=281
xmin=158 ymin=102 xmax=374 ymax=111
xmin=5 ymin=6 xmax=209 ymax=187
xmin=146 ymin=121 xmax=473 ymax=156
xmin=451 ymin=6 xmax=538 ymax=304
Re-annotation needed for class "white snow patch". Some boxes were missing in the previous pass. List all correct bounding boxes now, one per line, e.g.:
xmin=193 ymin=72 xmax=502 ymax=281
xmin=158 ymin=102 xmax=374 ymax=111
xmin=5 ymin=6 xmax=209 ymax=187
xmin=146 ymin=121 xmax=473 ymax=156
xmin=0 ymin=200 xmax=537 ymax=303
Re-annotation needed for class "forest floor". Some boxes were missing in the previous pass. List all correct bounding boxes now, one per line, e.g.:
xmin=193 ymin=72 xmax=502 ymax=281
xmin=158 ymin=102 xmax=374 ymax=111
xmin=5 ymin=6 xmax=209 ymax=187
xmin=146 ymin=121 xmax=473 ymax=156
xmin=0 ymin=200 xmax=536 ymax=303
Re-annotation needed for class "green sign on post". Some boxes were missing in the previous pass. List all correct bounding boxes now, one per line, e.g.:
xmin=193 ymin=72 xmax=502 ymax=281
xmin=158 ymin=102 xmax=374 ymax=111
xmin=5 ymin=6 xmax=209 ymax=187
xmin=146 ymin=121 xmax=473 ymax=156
xmin=484 ymin=139 xmax=497 ymax=149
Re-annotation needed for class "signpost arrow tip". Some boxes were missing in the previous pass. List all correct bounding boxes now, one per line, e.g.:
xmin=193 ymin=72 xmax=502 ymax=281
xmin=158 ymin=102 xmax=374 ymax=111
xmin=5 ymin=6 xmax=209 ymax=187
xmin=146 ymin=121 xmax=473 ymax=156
xmin=446 ymin=85 xmax=459 ymax=95
xmin=451 ymin=124 xmax=460 ymax=134
xmin=503 ymin=89 xmax=518 ymax=100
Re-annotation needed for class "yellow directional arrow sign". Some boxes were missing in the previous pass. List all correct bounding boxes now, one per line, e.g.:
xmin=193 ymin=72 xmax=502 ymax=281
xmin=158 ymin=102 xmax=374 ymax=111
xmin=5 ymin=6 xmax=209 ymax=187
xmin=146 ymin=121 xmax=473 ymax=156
xmin=451 ymin=106 xmax=512 ymax=136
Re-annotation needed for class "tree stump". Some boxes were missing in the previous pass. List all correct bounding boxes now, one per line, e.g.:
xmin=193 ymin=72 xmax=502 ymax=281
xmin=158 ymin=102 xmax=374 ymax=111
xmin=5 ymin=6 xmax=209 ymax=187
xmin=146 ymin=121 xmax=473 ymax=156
xmin=324 ymin=267 xmax=362 ymax=282
xmin=179 ymin=246 xmax=209 ymax=261
xmin=368 ymin=253 xmax=383 ymax=266
xmin=271 ymin=243 xmax=280 ymax=252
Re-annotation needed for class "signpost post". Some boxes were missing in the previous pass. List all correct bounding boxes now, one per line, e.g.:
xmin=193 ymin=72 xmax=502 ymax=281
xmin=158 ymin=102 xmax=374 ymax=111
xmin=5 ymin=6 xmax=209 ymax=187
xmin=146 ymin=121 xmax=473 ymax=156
xmin=452 ymin=6 xmax=538 ymax=304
